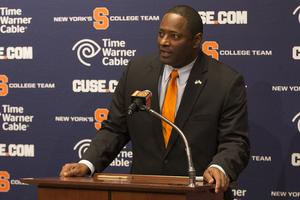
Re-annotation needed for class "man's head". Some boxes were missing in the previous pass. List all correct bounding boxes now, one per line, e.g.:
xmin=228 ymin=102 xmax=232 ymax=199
xmin=158 ymin=5 xmax=203 ymax=68
xmin=167 ymin=5 xmax=203 ymax=37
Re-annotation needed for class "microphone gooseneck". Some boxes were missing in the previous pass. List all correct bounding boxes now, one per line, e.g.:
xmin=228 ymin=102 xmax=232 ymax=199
xmin=127 ymin=90 xmax=196 ymax=187
xmin=142 ymin=105 xmax=196 ymax=187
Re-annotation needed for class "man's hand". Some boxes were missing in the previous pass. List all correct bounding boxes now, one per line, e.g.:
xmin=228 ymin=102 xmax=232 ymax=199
xmin=203 ymin=167 xmax=230 ymax=193
xmin=59 ymin=163 xmax=89 ymax=177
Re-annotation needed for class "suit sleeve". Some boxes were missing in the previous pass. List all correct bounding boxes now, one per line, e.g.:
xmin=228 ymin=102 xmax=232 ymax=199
xmin=80 ymin=62 xmax=131 ymax=173
xmin=209 ymin=73 xmax=250 ymax=181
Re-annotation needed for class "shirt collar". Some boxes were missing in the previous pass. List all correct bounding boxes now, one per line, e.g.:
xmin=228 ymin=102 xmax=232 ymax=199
xmin=162 ymin=57 xmax=197 ymax=85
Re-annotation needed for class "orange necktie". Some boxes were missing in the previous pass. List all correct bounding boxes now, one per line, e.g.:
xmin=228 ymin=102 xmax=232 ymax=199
xmin=162 ymin=70 xmax=179 ymax=148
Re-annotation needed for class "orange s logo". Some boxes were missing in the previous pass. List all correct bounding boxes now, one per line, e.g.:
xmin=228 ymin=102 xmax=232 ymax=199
xmin=137 ymin=92 xmax=148 ymax=97
xmin=0 ymin=171 xmax=10 ymax=192
xmin=202 ymin=41 xmax=219 ymax=60
xmin=93 ymin=8 xmax=109 ymax=30
xmin=0 ymin=75 xmax=8 ymax=96
xmin=94 ymin=109 xmax=109 ymax=130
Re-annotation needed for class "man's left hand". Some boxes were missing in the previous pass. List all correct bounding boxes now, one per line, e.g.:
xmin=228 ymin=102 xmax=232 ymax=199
xmin=203 ymin=167 xmax=230 ymax=193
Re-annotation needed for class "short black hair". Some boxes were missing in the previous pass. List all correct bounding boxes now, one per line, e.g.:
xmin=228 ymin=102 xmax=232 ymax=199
xmin=167 ymin=5 xmax=203 ymax=37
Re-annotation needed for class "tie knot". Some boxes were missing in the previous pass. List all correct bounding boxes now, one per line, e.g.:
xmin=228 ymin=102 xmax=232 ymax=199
xmin=171 ymin=70 xmax=179 ymax=79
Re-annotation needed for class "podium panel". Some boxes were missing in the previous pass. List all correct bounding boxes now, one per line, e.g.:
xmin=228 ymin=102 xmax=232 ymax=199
xmin=111 ymin=190 xmax=222 ymax=200
xmin=38 ymin=187 xmax=108 ymax=200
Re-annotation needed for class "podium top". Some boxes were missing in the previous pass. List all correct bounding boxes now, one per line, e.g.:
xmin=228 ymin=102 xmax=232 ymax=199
xmin=21 ymin=173 xmax=234 ymax=194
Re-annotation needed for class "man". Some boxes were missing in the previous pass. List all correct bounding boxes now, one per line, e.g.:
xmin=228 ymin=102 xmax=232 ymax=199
xmin=60 ymin=5 xmax=250 ymax=199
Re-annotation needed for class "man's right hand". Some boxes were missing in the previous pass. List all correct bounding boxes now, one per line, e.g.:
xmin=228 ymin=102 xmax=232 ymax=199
xmin=59 ymin=163 xmax=89 ymax=177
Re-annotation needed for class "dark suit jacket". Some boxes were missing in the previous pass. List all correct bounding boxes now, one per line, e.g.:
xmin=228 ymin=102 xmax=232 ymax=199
xmin=82 ymin=50 xmax=250 ymax=183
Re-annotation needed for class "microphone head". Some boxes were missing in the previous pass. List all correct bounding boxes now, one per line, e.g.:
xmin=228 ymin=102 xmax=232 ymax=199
xmin=143 ymin=90 xmax=152 ymax=97
xmin=131 ymin=90 xmax=152 ymax=107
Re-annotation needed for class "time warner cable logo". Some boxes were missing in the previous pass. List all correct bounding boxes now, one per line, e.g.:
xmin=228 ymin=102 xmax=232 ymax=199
xmin=291 ymin=113 xmax=300 ymax=167
xmin=72 ymin=39 xmax=101 ymax=66
xmin=292 ymin=112 xmax=300 ymax=132
xmin=73 ymin=139 xmax=91 ymax=158
xmin=292 ymin=6 xmax=300 ymax=60
xmin=293 ymin=5 xmax=300 ymax=23
xmin=72 ymin=38 xmax=136 ymax=67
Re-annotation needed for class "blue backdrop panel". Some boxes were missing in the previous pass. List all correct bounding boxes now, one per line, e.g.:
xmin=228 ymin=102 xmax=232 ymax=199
xmin=1 ymin=0 xmax=300 ymax=199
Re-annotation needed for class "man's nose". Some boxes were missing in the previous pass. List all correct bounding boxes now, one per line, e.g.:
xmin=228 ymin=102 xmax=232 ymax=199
xmin=160 ymin=35 xmax=170 ymax=46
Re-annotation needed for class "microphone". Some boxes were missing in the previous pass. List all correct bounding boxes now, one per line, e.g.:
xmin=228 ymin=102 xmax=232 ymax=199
xmin=127 ymin=90 xmax=152 ymax=115
xmin=127 ymin=90 xmax=196 ymax=187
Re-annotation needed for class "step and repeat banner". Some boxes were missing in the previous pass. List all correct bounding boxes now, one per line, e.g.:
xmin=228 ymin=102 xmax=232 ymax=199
xmin=1 ymin=0 xmax=299 ymax=199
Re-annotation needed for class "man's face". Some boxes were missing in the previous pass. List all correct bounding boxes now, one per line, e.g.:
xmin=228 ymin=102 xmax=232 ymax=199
xmin=158 ymin=13 xmax=199 ymax=68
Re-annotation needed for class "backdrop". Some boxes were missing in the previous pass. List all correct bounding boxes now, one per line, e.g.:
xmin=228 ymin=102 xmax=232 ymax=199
xmin=1 ymin=0 xmax=300 ymax=199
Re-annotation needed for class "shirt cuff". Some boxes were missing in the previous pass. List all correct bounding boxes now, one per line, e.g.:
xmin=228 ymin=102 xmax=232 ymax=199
xmin=79 ymin=160 xmax=95 ymax=176
xmin=209 ymin=164 xmax=227 ymax=176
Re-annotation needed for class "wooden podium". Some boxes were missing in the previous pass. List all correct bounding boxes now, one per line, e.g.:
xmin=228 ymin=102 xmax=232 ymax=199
xmin=21 ymin=173 xmax=235 ymax=200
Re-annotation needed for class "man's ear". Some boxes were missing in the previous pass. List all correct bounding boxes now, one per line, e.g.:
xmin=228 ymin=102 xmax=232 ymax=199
xmin=193 ymin=32 xmax=203 ymax=48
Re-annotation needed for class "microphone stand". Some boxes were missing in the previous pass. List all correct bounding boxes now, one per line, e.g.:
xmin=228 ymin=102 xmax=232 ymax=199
xmin=140 ymin=105 xmax=196 ymax=187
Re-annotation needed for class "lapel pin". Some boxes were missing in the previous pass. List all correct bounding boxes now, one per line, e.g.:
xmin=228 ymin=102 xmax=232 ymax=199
xmin=194 ymin=80 xmax=202 ymax=85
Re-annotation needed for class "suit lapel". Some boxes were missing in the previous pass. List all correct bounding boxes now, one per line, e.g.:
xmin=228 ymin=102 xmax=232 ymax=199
xmin=165 ymin=51 xmax=208 ymax=157
xmin=144 ymin=55 xmax=166 ymax=152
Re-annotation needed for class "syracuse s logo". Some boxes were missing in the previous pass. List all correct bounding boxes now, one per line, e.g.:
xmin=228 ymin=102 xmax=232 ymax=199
xmin=0 ymin=171 xmax=10 ymax=192
xmin=292 ymin=112 xmax=300 ymax=132
xmin=0 ymin=75 xmax=8 ymax=96
xmin=72 ymin=39 xmax=101 ymax=66
xmin=93 ymin=8 xmax=109 ymax=30
xmin=202 ymin=41 xmax=219 ymax=60
xmin=293 ymin=5 xmax=300 ymax=23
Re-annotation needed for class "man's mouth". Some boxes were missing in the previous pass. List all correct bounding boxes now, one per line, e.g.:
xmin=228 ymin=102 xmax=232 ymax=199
xmin=160 ymin=50 xmax=172 ymax=57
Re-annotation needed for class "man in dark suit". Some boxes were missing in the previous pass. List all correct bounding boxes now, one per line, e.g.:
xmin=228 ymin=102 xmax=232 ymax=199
xmin=60 ymin=5 xmax=250 ymax=199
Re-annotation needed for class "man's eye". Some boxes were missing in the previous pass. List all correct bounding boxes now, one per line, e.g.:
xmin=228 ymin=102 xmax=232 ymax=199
xmin=172 ymin=34 xmax=179 ymax=38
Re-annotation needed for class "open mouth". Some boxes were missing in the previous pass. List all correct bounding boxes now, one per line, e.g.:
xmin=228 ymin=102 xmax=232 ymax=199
xmin=160 ymin=50 xmax=172 ymax=57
